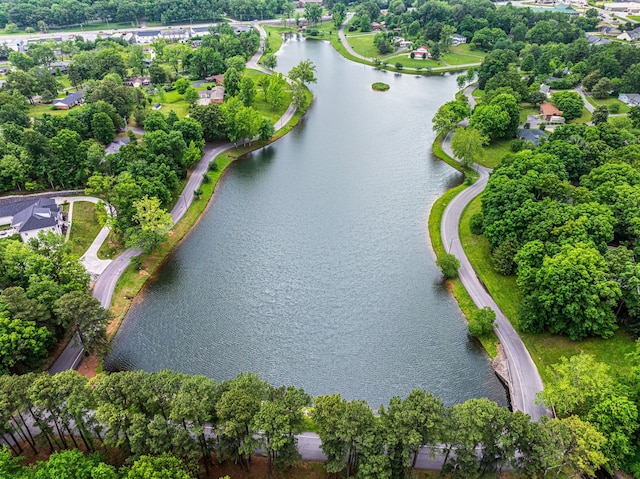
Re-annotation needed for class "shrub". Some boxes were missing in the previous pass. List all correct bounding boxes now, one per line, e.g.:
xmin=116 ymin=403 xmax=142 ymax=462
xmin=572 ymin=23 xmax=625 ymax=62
xmin=469 ymin=213 xmax=484 ymax=235
xmin=306 ymin=28 xmax=320 ymax=36
xmin=208 ymin=161 xmax=219 ymax=171
xmin=131 ymin=256 xmax=142 ymax=270
xmin=468 ymin=307 xmax=496 ymax=337
xmin=608 ymin=102 xmax=620 ymax=114
xmin=492 ymin=239 xmax=519 ymax=275
xmin=436 ymin=253 xmax=460 ymax=279
xmin=202 ymin=173 xmax=211 ymax=183
xmin=395 ymin=62 xmax=404 ymax=70
xmin=193 ymin=188 xmax=203 ymax=198
xmin=510 ymin=139 xmax=525 ymax=152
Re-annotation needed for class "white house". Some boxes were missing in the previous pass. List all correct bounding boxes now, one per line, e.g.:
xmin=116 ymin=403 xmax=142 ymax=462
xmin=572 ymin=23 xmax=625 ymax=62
xmin=410 ymin=46 xmax=430 ymax=59
xmin=619 ymin=93 xmax=640 ymax=106
xmin=450 ymin=34 xmax=467 ymax=46
xmin=53 ymin=90 xmax=84 ymax=110
xmin=134 ymin=30 xmax=161 ymax=44
xmin=0 ymin=198 xmax=63 ymax=242
xmin=617 ymin=27 xmax=640 ymax=41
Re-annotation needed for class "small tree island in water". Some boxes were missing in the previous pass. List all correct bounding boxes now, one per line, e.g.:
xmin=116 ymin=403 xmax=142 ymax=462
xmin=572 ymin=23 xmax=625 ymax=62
xmin=372 ymin=82 xmax=390 ymax=91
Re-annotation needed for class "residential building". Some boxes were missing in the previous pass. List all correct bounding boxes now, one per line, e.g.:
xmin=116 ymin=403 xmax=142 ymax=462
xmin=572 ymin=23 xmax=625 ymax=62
xmin=540 ymin=102 xmax=563 ymax=121
xmin=517 ymin=129 xmax=548 ymax=146
xmin=617 ymin=27 xmax=640 ymax=41
xmin=450 ymin=34 xmax=467 ymax=45
xmin=410 ymin=46 xmax=430 ymax=59
xmin=198 ymin=86 xmax=225 ymax=105
xmin=619 ymin=93 xmax=640 ymax=106
xmin=53 ymin=90 xmax=84 ymax=110
xmin=134 ymin=30 xmax=161 ymax=44
xmin=0 ymin=198 xmax=64 ymax=242
xmin=585 ymin=33 xmax=611 ymax=45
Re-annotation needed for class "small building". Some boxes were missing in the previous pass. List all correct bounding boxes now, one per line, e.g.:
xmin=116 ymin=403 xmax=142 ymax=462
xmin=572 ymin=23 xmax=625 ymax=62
xmin=161 ymin=28 xmax=189 ymax=42
xmin=198 ymin=86 xmax=225 ymax=105
xmin=371 ymin=22 xmax=382 ymax=31
xmin=619 ymin=93 xmax=640 ymax=106
xmin=205 ymin=74 xmax=225 ymax=84
xmin=233 ymin=26 xmax=251 ymax=35
xmin=598 ymin=24 xmax=621 ymax=36
xmin=604 ymin=1 xmax=640 ymax=12
xmin=152 ymin=103 xmax=162 ymax=110
xmin=540 ymin=84 xmax=551 ymax=97
xmin=450 ymin=34 xmax=467 ymax=46
xmin=617 ymin=27 xmax=640 ymax=42
xmin=585 ymin=33 xmax=611 ymax=46
xmin=105 ymin=137 xmax=131 ymax=155
xmin=517 ymin=129 xmax=548 ymax=146
xmin=410 ymin=46 xmax=430 ymax=59
xmin=53 ymin=90 xmax=84 ymax=110
xmin=124 ymin=76 xmax=151 ymax=87
xmin=134 ymin=30 xmax=161 ymax=44
xmin=399 ymin=39 xmax=413 ymax=49
xmin=48 ymin=60 xmax=69 ymax=75
xmin=0 ymin=198 xmax=63 ymax=242
xmin=190 ymin=26 xmax=213 ymax=37
xmin=540 ymin=102 xmax=563 ymax=121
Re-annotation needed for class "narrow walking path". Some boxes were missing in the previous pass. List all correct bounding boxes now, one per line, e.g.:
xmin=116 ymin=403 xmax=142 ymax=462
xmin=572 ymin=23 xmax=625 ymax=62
xmin=50 ymin=25 xmax=299 ymax=374
xmin=440 ymin=129 xmax=548 ymax=420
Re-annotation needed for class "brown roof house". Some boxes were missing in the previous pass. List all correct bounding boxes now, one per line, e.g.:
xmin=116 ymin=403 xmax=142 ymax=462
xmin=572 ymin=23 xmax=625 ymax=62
xmin=198 ymin=86 xmax=225 ymax=105
xmin=540 ymin=102 xmax=563 ymax=121
xmin=409 ymin=46 xmax=430 ymax=59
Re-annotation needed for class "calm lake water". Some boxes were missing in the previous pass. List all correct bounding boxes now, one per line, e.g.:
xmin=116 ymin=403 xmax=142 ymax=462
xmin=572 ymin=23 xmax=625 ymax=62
xmin=105 ymin=35 xmax=507 ymax=408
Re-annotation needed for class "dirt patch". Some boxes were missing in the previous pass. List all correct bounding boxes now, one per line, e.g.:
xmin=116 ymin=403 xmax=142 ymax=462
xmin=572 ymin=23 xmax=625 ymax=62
xmin=77 ymin=354 xmax=100 ymax=379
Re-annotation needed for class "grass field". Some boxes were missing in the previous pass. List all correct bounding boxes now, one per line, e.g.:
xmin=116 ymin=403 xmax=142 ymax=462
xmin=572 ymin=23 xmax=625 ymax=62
xmin=69 ymin=201 xmax=102 ymax=258
xmin=441 ymin=52 xmax=483 ymax=66
xmin=476 ymin=139 xmax=512 ymax=169
xmin=343 ymin=32 xmax=379 ymax=58
xmin=571 ymin=107 xmax=593 ymax=124
xmin=28 ymin=103 xmax=78 ymax=117
xmin=449 ymin=44 xmax=486 ymax=58
xmin=584 ymin=95 xmax=631 ymax=113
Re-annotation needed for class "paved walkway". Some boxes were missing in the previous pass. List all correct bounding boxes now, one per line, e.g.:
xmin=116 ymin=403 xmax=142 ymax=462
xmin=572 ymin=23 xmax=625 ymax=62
xmin=439 ymin=105 xmax=548 ymax=420
xmin=55 ymin=196 xmax=113 ymax=277
xmin=50 ymin=25 xmax=300 ymax=374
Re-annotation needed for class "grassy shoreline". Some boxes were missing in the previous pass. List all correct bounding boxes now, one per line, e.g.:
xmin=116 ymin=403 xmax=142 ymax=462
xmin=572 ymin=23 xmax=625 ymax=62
xmin=428 ymin=135 xmax=499 ymax=358
xmin=106 ymin=90 xmax=313 ymax=340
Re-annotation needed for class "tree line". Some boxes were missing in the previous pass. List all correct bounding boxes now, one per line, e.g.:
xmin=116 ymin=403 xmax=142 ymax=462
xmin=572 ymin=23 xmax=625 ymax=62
xmin=1 ymin=364 xmax=638 ymax=478
xmin=0 ymin=0 xmax=291 ymax=31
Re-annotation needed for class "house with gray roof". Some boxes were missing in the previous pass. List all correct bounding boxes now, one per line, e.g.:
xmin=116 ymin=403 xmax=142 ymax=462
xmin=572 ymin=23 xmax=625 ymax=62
xmin=0 ymin=198 xmax=63 ymax=241
xmin=617 ymin=27 xmax=640 ymax=41
xmin=53 ymin=90 xmax=84 ymax=110
xmin=585 ymin=33 xmax=611 ymax=45
xmin=517 ymin=129 xmax=548 ymax=146
xmin=619 ymin=93 xmax=640 ymax=106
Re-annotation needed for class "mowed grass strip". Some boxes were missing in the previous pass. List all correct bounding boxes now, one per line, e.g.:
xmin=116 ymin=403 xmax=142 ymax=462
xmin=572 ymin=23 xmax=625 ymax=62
xmin=69 ymin=201 xmax=102 ymax=258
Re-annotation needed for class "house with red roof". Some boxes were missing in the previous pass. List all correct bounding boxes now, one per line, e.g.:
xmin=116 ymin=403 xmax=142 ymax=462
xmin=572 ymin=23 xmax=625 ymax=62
xmin=540 ymin=102 xmax=563 ymax=121
xmin=410 ymin=46 xmax=430 ymax=59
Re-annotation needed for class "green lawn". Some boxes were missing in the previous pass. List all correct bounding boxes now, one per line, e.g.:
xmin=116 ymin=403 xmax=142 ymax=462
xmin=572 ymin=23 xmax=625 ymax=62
xmin=441 ymin=52 xmax=483 ymax=66
xmin=261 ymin=25 xmax=296 ymax=58
xmin=570 ymin=107 xmax=593 ymax=124
xmin=381 ymin=53 xmax=444 ymax=69
xmin=449 ymin=43 xmax=486 ymax=58
xmin=476 ymin=139 xmax=512 ymax=169
xmin=628 ymin=15 xmax=640 ymax=21
xmin=472 ymin=88 xmax=485 ymax=99
xmin=152 ymin=89 xmax=190 ymax=117
xmin=344 ymin=32 xmax=379 ymax=58
xmin=69 ymin=201 xmax=102 ymax=258
xmin=584 ymin=95 xmax=631 ymax=113
xmin=459 ymin=195 xmax=638 ymax=384
xmin=28 ymin=103 xmax=79 ymax=117
xmin=519 ymin=106 xmax=539 ymax=124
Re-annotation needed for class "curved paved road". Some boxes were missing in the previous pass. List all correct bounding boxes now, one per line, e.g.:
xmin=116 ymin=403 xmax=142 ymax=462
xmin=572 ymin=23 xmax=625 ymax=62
xmin=49 ymin=26 xmax=297 ymax=374
xmin=440 ymin=131 xmax=547 ymax=420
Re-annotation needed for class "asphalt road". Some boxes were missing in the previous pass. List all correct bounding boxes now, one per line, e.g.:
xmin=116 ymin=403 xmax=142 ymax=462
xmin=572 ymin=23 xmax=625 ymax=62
xmin=440 ymin=131 xmax=548 ymax=420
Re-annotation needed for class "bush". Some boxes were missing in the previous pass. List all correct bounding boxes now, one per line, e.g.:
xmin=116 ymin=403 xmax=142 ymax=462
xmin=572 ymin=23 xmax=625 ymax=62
xmin=469 ymin=213 xmax=484 ymax=235
xmin=202 ymin=173 xmax=211 ymax=183
xmin=306 ymin=28 xmax=320 ymax=36
xmin=436 ymin=253 xmax=460 ymax=279
xmin=468 ymin=307 xmax=496 ymax=337
xmin=395 ymin=62 xmax=404 ymax=70
xmin=492 ymin=239 xmax=519 ymax=275
xmin=510 ymin=139 xmax=525 ymax=152
xmin=133 ymin=108 xmax=147 ymax=127
xmin=608 ymin=102 xmax=620 ymax=114
xmin=523 ymin=122 xmax=530 ymax=129
xmin=193 ymin=188 xmax=203 ymax=198
xmin=208 ymin=161 xmax=219 ymax=171
xmin=131 ymin=256 xmax=142 ymax=270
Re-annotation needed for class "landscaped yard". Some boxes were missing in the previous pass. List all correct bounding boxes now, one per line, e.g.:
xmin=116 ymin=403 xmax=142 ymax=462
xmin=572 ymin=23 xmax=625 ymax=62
xmin=28 ymin=103 xmax=79 ymax=117
xmin=571 ymin=107 xmax=593 ymax=124
xmin=151 ymin=89 xmax=190 ymax=117
xmin=449 ymin=43 xmax=486 ymax=58
xmin=380 ymin=53 xmax=444 ymax=69
xmin=584 ymin=95 xmax=631 ymax=113
xmin=441 ymin=52 xmax=483 ymax=66
xmin=69 ymin=201 xmax=102 ymax=258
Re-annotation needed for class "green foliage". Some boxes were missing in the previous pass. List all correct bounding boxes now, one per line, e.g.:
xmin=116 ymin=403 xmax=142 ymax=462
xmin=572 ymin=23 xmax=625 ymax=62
xmin=451 ymin=127 xmax=486 ymax=167
xmin=468 ymin=307 xmax=496 ymax=337
xmin=469 ymin=213 xmax=483 ymax=235
xmin=550 ymin=91 xmax=584 ymax=121
xmin=437 ymin=253 xmax=460 ymax=279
